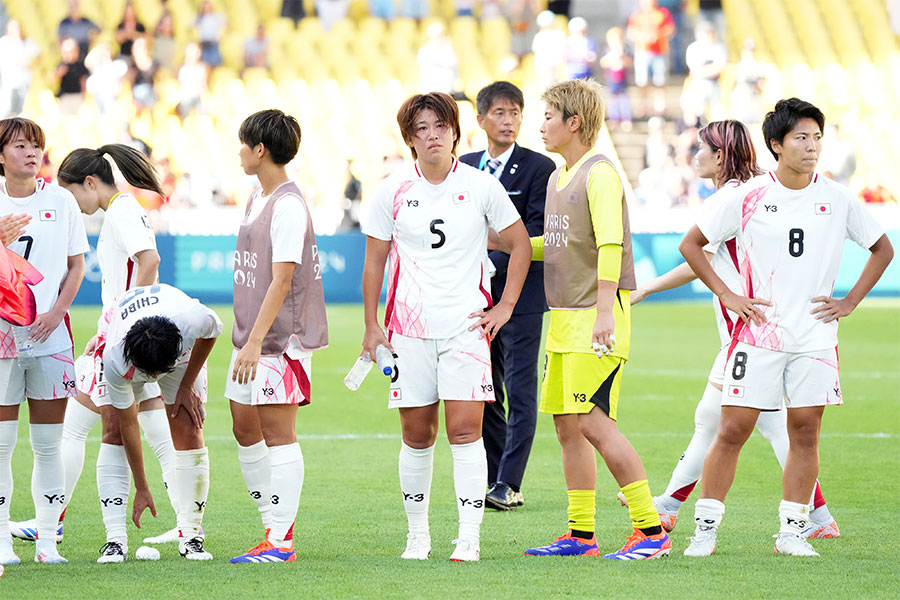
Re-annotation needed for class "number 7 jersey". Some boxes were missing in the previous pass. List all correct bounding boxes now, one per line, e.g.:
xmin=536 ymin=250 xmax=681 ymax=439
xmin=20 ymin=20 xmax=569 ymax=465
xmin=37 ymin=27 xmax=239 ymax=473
xmin=699 ymin=172 xmax=884 ymax=352
xmin=363 ymin=158 xmax=522 ymax=339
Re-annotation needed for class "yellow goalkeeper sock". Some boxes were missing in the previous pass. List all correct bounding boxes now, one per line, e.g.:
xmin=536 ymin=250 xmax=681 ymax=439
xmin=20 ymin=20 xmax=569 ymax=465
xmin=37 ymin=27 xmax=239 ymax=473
xmin=621 ymin=479 xmax=662 ymax=531
xmin=567 ymin=489 xmax=596 ymax=536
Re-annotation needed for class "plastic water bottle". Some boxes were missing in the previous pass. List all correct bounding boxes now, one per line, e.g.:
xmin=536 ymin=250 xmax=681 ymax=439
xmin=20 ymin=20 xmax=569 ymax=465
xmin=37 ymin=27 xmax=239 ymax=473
xmin=12 ymin=326 xmax=36 ymax=370
xmin=344 ymin=355 xmax=373 ymax=391
xmin=375 ymin=345 xmax=395 ymax=377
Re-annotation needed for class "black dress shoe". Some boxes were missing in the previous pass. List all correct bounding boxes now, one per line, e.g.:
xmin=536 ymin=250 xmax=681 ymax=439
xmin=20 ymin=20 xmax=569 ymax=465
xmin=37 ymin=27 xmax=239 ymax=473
xmin=485 ymin=482 xmax=517 ymax=511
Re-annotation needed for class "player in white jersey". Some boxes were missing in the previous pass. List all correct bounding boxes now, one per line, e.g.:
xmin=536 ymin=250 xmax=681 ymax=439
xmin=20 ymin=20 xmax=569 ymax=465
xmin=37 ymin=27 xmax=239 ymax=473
xmin=8 ymin=144 xmax=180 ymax=562
xmin=628 ymin=120 xmax=837 ymax=537
xmin=679 ymin=99 xmax=893 ymax=557
xmin=0 ymin=117 xmax=88 ymax=565
xmin=361 ymin=92 xmax=531 ymax=562
xmin=100 ymin=283 xmax=222 ymax=560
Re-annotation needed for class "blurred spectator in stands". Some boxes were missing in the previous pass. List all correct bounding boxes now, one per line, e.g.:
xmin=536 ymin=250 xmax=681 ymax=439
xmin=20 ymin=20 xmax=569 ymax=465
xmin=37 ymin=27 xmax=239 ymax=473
xmin=338 ymin=160 xmax=362 ymax=231
xmin=658 ymin=1 xmax=685 ymax=75
xmin=0 ymin=20 xmax=39 ymax=117
xmin=401 ymin=0 xmax=430 ymax=20
xmin=281 ymin=0 xmax=306 ymax=24
xmin=564 ymin=17 xmax=596 ymax=80
xmin=819 ymin=124 xmax=856 ymax=187
xmin=644 ymin=116 xmax=673 ymax=170
xmin=599 ymin=27 xmax=632 ymax=131
xmin=85 ymin=42 xmax=128 ymax=114
xmin=681 ymin=20 xmax=726 ymax=125
xmin=116 ymin=1 xmax=146 ymax=61
xmin=178 ymin=42 xmax=207 ymax=119
xmin=532 ymin=10 xmax=566 ymax=91
xmin=194 ymin=0 xmax=226 ymax=68
xmin=697 ymin=0 xmax=725 ymax=43
xmin=730 ymin=39 xmax=767 ymax=125
xmin=244 ymin=24 xmax=270 ymax=70
xmin=58 ymin=0 xmax=100 ymax=58
xmin=546 ymin=1 xmax=570 ymax=17
xmin=455 ymin=1 xmax=475 ymax=17
xmin=129 ymin=37 xmax=158 ymax=112
xmin=508 ymin=0 xmax=539 ymax=58
xmin=316 ymin=0 xmax=350 ymax=31
xmin=56 ymin=37 xmax=89 ymax=114
xmin=417 ymin=22 xmax=457 ymax=94
xmin=890 ymin=0 xmax=900 ymax=34
xmin=860 ymin=185 xmax=898 ymax=204
xmin=0 ymin=3 xmax=6 ymax=34
xmin=370 ymin=0 xmax=394 ymax=20
xmin=153 ymin=10 xmax=177 ymax=72
xmin=627 ymin=0 xmax=675 ymax=118
xmin=481 ymin=0 xmax=503 ymax=19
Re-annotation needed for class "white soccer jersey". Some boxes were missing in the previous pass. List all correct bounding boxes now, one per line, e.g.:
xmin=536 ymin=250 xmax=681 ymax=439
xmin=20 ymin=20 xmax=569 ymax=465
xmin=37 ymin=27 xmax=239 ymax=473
xmin=363 ymin=158 xmax=521 ymax=339
xmin=100 ymin=284 xmax=223 ymax=407
xmin=0 ymin=178 xmax=89 ymax=357
xmin=97 ymin=193 xmax=157 ymax=308
xmin=701 ymin=180 xmax=745 ymax=346
xmin=699 ymin=172 xmax=884 ymax=352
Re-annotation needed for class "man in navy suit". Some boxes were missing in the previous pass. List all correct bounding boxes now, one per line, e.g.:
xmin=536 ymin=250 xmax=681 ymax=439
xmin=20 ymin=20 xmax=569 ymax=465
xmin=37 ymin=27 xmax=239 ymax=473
xmin=460 ymin=81 xmax=555 ymax=510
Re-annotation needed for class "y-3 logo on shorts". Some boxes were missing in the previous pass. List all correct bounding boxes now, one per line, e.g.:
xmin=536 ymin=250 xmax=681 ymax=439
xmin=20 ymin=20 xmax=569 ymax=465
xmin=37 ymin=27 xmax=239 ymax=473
xmin=481 ymin=384 xmax=493 ymax=393
xmin=63 ymin=380 xmax=76 ymax=391
xmin=573 ymin=393 xmax=587 ymax=402
xmin=261 ymin=387 xmax=275 ymax=396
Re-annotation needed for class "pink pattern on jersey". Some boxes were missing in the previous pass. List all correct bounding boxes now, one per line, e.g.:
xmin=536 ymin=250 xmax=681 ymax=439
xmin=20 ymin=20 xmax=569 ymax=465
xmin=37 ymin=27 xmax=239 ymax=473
xmin=385 ymin=240 xmax=427 ymax=337
xmin=392 ymin=180 xmax=415 ymax=218
xmin=740 ymin=186 xmax=766 ymax=233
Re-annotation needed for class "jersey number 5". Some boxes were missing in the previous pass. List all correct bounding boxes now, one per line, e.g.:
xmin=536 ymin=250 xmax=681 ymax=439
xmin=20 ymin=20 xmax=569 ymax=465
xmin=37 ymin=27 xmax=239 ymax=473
xmin=430 ymin=219 xmax=446 ymax=249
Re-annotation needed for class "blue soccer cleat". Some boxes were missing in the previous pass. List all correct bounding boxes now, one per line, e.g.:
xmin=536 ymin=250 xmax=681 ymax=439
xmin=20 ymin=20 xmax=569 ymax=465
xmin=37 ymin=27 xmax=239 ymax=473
xmin=230 ymin=540 xmax=296 ymax=563
xmin=524 ymin=531 xmax=601 ymax=556
xmin=603 ymin=529 xmax=672 ymax=560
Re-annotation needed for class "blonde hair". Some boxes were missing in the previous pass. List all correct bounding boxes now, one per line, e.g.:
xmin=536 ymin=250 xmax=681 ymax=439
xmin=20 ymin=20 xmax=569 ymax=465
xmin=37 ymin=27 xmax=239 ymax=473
xmin=541 ymin=79 xmax=606 ymax=148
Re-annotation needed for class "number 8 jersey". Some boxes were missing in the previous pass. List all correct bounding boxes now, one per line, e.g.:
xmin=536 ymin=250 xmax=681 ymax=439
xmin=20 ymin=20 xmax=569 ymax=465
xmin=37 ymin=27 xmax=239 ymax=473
xmin=363 ymin=158 xmax=522 ymax=339
xmin=699 ymin=172 xmax=884 ymax=352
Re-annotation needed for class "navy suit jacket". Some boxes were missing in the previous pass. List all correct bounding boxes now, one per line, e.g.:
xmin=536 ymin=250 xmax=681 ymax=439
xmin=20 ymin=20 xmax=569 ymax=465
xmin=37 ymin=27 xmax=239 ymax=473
xmin=460 ymin=144 xmax=556 ymax=315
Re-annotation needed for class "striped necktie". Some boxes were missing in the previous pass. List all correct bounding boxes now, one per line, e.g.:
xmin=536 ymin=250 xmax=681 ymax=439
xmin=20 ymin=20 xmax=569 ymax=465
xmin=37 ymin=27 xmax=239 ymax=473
xmin=485 ymin=158 xmax=502 ymax=177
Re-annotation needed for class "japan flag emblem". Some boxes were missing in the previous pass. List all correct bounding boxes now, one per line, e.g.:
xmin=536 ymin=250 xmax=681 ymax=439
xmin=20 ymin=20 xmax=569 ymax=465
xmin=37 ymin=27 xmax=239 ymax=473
xmin=814 ymin=203 xmax=831 ymax=215
xmin=728 ymin=385 xmax=744 ymax=399
xmin=40 ymin=209 xmax=57 ymax=221
xmin=453 ymin=191 xmax=470 ymax=204
xmin=390 ymin=388 xmax=402 ymax=401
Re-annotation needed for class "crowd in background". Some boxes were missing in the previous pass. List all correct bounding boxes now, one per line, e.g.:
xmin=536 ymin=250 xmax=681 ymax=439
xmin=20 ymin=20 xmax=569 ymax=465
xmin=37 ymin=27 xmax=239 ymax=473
xmin=0 ymin=0 xmax=895 ymax=236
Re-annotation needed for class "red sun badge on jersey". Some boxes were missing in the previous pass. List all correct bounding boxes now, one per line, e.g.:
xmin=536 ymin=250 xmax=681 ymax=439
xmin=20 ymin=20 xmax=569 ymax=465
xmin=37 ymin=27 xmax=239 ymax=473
xmin=390 ymin=388 xmax=402 ymax=401
xmin=728 ymin=385 xmax=744 ymax=398
xmin=453 ymin=191 xmax=470 ymax=204
xmin=814 ymin=203 xmax=831 ymax=215
xmin=39 ymin=209 xmax=57 ymax=221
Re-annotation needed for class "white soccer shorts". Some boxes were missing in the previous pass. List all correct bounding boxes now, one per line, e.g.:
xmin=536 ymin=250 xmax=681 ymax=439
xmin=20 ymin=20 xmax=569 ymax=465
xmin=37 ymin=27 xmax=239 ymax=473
xmin=225 ymin=349 xmax=311 ymax=406
xmin=76 ymin=352 xmax=161 ymax=407
xmin=0 ymin=352 xmax=77 ymax=405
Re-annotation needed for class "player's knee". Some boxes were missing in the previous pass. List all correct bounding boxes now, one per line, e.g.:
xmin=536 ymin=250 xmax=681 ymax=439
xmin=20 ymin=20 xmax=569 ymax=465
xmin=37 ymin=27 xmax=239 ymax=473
xmin=716 ymin=419 xmax=753 ymax=447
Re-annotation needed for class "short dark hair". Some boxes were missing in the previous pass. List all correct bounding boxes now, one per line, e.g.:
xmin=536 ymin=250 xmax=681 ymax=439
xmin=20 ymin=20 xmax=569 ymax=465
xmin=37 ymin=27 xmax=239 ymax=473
xmin=238 ymin=109 xmax=301 ymax=165
xmin=761 ymin=98 xmax=825 ymax=161
xmin=123 ymin=316 xmax=182 ymax=377
xmin=396 ymin=92 xmax=461 ymax=159
xmin=475 ymin=81 xmax=524 ymax=116
xmin=0 ymin=117 xmax=46 ymax=176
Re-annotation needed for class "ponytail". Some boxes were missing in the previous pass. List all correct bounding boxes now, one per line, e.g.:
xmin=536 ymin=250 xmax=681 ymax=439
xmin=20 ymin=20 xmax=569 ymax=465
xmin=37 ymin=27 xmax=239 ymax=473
xmin=58 ymin=143 xmax=164 ymax=198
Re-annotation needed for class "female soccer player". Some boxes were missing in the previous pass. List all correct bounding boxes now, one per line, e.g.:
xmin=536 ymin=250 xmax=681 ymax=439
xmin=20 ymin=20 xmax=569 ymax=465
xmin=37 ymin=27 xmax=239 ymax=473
xmin=10 ymin=145 xmax=180 ymax=562
xmin=628 ymin=120 xmax=838 ymax=538
xmin=0 ymin=117 xmax=88 ymax=565
xmin=361 ymin=92 xmax=531 ymax=562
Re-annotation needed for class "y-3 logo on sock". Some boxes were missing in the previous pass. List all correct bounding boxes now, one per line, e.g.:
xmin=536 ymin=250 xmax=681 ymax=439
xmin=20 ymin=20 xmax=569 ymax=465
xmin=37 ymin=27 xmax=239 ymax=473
xmin=249 ymin=490 xmax=262 ymax=499
xmin=194 ymin=501 xmax=206 ymax=511
xmin=100 ymin=497 xmax=125 ymax=507
xmin=0 ymin=495 xmax=5 ymax=505
xmin=696 ymin=518 xmax=716 ymax=531
xmin=271 ymin=494 xmax=280 ymax=505
xmin=403 ymin=492 xmax=425 ymax=502
xmin=786 ymin=517 xmax=807 ymax=529
xmin=458 ymin=498 xmax=484 ymax=508
xmin=44 ymin=493 xmax=65 ymax=505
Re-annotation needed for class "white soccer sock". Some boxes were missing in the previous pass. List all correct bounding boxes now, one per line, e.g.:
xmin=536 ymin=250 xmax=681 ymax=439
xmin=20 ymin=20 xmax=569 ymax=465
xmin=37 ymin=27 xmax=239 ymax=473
xmin=0 ymin=421 xmax=17 ymax=541
xmin=30 ymin=423 xmax=65 ymax=544
xmin=61 ymin=400 xmax=101 ymax=512
xmin=755 ymin=408 xmax=789 ymax=469
xmin=138 ymin=408 xmax=178 ymax=514
xmin=96 ymin=443 xmax=130 ymax=543
xmin=398 ymin=442 xmax=434 ymax=537
xmin=693 ymin=498 xmax=725 ymax=532
xmin=237 ymin=441 xmax=273 ymax=532
xmin=268 ymin=443 xmax=304 ymax=548
xmin=779 ymin=499 xmax=810 ymax=535
xmin=450 ymin=438 xmax=487 ymax=542
xmin=175 ymin=447 xmax=209 ymax=539
xmin=663 ymin=382 xmax=721 ymax=503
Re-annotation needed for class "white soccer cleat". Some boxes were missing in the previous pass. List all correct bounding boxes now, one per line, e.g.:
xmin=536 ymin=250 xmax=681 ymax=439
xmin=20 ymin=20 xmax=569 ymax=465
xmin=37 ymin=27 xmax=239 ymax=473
xmin=0 ymin=538 xmax=21 ymax=565
xmin=97 ymin=540 xmax=128 ymax=564
xmin=10 ymin=518 xmax=63 ymax=543
xmin=683 ymin=527 xmax=717 ymax=557
xmin=179 ymin=536 xmax=213 ymax=561
xmin=34 ymin=543 xmax=67 ymax=564
xmin=774 ymin=533 xmax=819 ymax=556
xmin=401 ymin=533 xmax=431 ymax=560
xmin=449 ymin=538 xmax=480 ymax=562
xmin=803 ymin=519 xmax=840 ymax=539
xmin=616 ymin=491 xmax=628 ymax=506
xmin=143 ymin=526 xmax=182 ymax=544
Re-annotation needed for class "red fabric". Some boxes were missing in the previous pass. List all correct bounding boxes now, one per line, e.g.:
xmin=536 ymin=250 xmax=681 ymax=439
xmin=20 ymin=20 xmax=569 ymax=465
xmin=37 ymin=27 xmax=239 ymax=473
xmin=285 ymin=355 xmax=311 ymax=406
xmin=813 ymin=481 xmax=826 ymax=509
xmin=0 ymin=245 xmax=43 ymax=326
xmin=671 ymin=481 xmax=697 ymax=502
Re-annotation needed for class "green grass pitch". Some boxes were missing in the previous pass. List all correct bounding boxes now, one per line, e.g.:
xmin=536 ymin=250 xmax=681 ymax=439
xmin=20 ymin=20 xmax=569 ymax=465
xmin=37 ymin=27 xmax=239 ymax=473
xmin=1 ymin=301 xmax=897 ymax=598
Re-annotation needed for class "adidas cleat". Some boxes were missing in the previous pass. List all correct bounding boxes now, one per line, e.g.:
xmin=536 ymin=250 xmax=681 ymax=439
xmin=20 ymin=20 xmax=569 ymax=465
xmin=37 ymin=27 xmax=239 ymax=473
xmin=401 ymin=533 xmax=431 ymax=560
xmin=179 ymin=536 xmax=213 ymax=561
xmin=774 ymin=532 xmax=819 ymax=556
xmin=230 ymin=540 xmax=295 ymax=563
xmin=144 ymin=526 xmax=204 ymax=544
xmin=684 ymin=527 xmax=717 ymax=557
xmin=0 ymin=539 xmax=20 ymax=565
xmin=35 ymin=545 xmax=67 ymax=564
xmin=524 ymin=532 xmax=601 ymax=556
xmin=97 ymin=540 xmax=128 ymax=564
xmin=653 ymin=498 xmax=678 ymax=533
xmin=803 ymin=519 xmax=840 ymax=539
xmin=10 ymin=518 xmax=63 ymax=543
xmin=616 ymin=491 xmax=628 ymax=506
xmin=449 ymin=538 xmax=480 ymax=562
xmin=603 ymin=529 xmax=671 ymax=560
